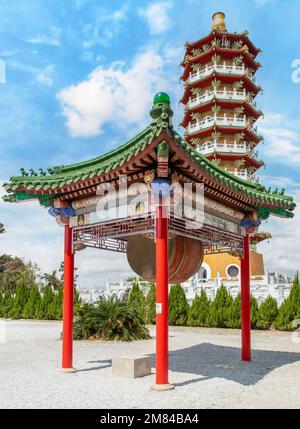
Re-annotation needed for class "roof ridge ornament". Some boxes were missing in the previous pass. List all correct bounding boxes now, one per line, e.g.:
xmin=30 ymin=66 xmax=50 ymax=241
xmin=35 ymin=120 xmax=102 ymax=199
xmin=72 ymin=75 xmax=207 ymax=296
xmin=150 ymin=92 xmax=173 ymax=128
xmin=212 ymin=12 xmax=227 ymax=33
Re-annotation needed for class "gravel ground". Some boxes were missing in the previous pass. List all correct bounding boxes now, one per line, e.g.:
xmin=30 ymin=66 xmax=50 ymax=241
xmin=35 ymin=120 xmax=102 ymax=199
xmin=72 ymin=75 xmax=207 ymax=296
xmin=0 ymin=320 xmax=300 ymax=409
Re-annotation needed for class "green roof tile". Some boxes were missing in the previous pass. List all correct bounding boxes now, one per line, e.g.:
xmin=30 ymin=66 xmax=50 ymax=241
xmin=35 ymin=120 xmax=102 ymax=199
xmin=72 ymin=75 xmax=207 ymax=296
xmin=2 ymin=113 xmax=295 ymax=217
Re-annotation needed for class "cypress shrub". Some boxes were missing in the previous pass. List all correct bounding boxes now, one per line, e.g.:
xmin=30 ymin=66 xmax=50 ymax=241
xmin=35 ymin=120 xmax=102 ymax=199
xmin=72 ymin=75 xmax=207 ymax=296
xmin=168 ymin=284 xmax=189 ymax=326
xmin=47 ymin=293 xmax=61 ymax=320
xmin=275 ymin=274 xmax=300 ymax=330
xmin=1 ymin=291 xmax=14 ymax=318
xmin=207 ymin=285 xmax=233 ymax=328
xmin=145 ymin=283 xmax=156 ymax=325
xmin=23 ymin=285 xmax=42 ymax=319
xmin=9 ymin=284 xmax=30 ymax=319
xmin=226 ymin=293 xmax=241 ymax=328
xmin=128 ymin=280 xmax=146 ymax=321
xmin=0 ymin=291 xmax=3 ymax=316
xmin=257 ymin=296 xmax=279 ymax=329
xmin=188 ymin=289 xmax=210 ymax=327
xmin=36 ymin=287 xmax=55 ymax=320
xmin=250 ymin=295 xmax=259 ymax=329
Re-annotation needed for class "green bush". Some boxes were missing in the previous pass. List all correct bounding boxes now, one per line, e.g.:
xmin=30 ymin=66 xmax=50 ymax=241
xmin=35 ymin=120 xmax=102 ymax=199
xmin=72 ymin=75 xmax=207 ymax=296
xmin=250 ymin=295 xmax=259 ymax=329
xmin=8 ymin=283 xmax=30 ymax=319
xmin=145 ymin=283 xmax=156 ymax=325
xmin=275 ymin=274 xmax=300 ymax=331
xmin=169 ymin=284 xmax=189 ymax=326
xmin=226 ymin=293 xmax=241 ymax=328
xmin=188 ymin=289 xmax=210 ymax=327
xmin=73 ymin=296 xmax=150 ymax=341
xmin=23 ymin=285 xmax=42 ymax=319
xmin=35 ymin=287 xmax=55 ymax=320
xmin=0 ymin=255 xmax=81 ymax=321
xmin=257 ymin=296 xmax=278 ymax=329
xmin=0 ymin=291 xmax=14 ymax=318
xmin=207 ymin=285 xmax=233 ymax=328
xmin=127 ymin=280 xmax=146 ymax=320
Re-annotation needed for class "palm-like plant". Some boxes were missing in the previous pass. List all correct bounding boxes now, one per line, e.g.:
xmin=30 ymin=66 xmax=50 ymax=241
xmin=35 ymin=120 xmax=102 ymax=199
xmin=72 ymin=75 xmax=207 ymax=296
xmin=73 ymin=296 xmax=150 ymax=341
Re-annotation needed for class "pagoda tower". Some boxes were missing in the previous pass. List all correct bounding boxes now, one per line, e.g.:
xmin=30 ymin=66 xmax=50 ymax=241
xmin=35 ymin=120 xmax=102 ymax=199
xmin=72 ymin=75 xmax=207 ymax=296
xmin=180 ymin=12 xmax=264 ymax=181
xmin=180 ymin=12 xmax=266 ymax=280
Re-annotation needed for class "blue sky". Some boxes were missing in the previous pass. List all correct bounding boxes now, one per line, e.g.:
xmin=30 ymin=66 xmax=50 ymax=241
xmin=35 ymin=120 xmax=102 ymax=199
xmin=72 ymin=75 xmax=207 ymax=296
xmin=0 ymin=0 xmax=299 ymax=287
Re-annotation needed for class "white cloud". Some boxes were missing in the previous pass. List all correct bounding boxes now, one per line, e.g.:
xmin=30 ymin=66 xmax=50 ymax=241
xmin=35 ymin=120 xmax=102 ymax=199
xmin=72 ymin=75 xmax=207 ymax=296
xmin=82 ymin=5 xmax=128 ymax=48
xmin=0 ymin=49 xmax=18 ymax=58
xmin=139 ymin=1 xmax=172 ymax=35
xmin=57 ymin=48 xmax=171 ymax=138
xmin=0 ymin=183 xmax=62 ymax=274
xmin=8 ymin=61 xmax=55 ymax=87
xmin=259 ymin=174 xmax=300 ymax=190
xmin=24 ymin=27 xmax=62 ymax=46
xmin=36 ymin=64 xmax=55 ymax=87
xmin=258 ymin=113 xmax=300 ymax=165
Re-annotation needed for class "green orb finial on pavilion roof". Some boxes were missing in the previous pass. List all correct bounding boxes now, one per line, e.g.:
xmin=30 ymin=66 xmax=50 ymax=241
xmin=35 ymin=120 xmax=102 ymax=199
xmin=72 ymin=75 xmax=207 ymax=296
xmin=153 ymin=92 xmax=170 ymax=106
xmin=150 ymin=92 xmax=173 ymax=123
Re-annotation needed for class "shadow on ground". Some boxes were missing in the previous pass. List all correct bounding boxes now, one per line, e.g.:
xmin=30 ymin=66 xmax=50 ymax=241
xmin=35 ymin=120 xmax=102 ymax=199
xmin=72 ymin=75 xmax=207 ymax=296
xmin=77 ymin=359 xmax=112 ymax=373
xmin=151 ymin=343 xmax=300 ymax=387
xmin=80 ymin=343 xmax=300 ymax=386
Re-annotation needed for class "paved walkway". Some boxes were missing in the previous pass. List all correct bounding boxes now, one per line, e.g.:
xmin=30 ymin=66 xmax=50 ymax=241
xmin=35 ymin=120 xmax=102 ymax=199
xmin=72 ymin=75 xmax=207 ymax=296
xmin=0 ymin=320 xmax=300 ymax=408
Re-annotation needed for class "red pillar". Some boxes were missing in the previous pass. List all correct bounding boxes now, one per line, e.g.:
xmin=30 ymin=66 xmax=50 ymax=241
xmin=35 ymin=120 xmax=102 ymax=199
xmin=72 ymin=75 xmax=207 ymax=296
xmin=241 ymin=234 xmax=251 ymax=361
xmin=62 ymin=225 xmax=75 ymax=370
xmin=155 ymin=205 xmax=169 ymax=385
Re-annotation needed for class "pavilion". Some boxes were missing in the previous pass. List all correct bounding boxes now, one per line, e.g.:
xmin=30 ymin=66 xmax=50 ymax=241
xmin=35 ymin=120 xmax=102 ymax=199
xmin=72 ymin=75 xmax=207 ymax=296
xmin=3 ymin=92 xmax=295 ymax=390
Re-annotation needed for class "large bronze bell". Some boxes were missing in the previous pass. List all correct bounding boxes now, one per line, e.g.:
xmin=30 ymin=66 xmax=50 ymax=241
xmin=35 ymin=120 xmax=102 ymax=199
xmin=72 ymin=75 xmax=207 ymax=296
xmin=127 ymin=235 xmax=204 ymax=283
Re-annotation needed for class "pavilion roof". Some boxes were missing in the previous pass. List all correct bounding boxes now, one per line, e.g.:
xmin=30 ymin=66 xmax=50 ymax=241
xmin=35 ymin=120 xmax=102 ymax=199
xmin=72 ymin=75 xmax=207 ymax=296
xmin=3 ymin=95 xmax=295 ymax=220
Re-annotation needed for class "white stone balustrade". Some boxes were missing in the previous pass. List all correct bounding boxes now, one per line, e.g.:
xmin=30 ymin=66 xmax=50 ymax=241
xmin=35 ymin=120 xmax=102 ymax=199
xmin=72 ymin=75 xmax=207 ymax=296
xmin=197 ymin=140 xmax=249 ymax=155
xmin=233 ymin=168 xmax=255 ymax=181
xmin=84 ymin=273 xmax=293 ymax=308
xmin=189 ymin=63 xmax=246 ymax=84
xmin=189 ymin=88 xmax=247 ymax=108
xmin=188 ymin=114 xmax=247 ymax=133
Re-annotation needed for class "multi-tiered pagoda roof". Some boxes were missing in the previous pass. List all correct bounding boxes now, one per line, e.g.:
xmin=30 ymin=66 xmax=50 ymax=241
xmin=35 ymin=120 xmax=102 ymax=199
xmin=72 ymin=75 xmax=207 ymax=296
xmin=180 ymin=12 xmax=265 ymax=183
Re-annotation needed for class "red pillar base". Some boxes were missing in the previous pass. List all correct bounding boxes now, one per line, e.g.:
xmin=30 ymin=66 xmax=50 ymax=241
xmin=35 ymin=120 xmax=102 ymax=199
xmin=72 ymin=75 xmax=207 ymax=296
xmin=241 ymin=234 xmax=251 ymax=362
xmin=151 ymin=383 xmax=175 ymax=391
xmin=62 ymin=225 xmax=75 ymax=370
xmin=61 ymin=367 xmax=77 ymax=373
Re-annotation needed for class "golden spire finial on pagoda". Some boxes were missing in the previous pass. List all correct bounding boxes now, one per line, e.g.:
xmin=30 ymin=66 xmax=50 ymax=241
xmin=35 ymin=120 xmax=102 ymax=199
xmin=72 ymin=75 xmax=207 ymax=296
xmin=212 ymin=11 xmax=227 ymax=32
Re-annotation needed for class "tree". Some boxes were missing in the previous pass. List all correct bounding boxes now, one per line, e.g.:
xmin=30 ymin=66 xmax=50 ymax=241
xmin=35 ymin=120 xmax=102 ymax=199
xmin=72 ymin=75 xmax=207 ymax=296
xmin=36 ymin=287 xmax=55 ymax=320
xmin=41 ymin=270 xmax=62 ymax=291
xmin=168 ymin=284 xmax=189 ymax=326
xmin=257 ymin=296 xmax=278 ymax=329
xmin=250 ymin=295 xmax=259 ymax=329
xmin=0 ymin=257 xmax=79 ymax=321
xmin=0 ymin=223 xmax=5 ymax=234
xmin=0 ymin=255 xmax=37 ymax=292
xmin=0 ymin=291 xmax=14 ymax=318
xmin=188 ymin=289 xmax=210 ymax=327
xmin=207 ymin=285 xmax=233 ymax=328
xmin=226 ymin=293 xmax=241 ymax=329
xmin=23 ymin=285 xmax=42 ymax=319
xmin=59 ymin=261 xmax=79 ymax=287
xmin=9 ymin=283 xmax=30 ymax=319
xmin=127 ymin=280 xmax=146 ymax=320
xmin=145 ymin=283 xmax=156 ymax=325
xmin=275 ymin=274 xmax=300 ymax=331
